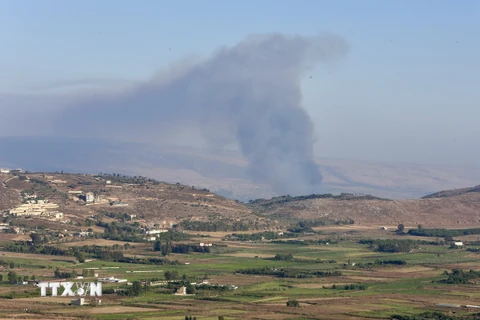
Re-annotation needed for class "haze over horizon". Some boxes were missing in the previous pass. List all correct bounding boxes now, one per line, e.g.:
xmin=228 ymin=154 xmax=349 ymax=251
xmin=1 ymin=0 xmax=479 ymax=196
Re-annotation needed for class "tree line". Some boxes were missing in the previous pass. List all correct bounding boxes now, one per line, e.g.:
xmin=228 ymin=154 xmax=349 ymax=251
xmin=360 ymin=239 xmax=419 ymax=253
xmin=235 ymin=267 xmax=342 ymax=278
xmin=407 ymin=227 xmax=480 ymax=238
xmin=179 ymin=220 xmax=249 ymax=232
xmin=1 ymin=271 xmax=35 ymax=284
xmin=440 ymin=269 xmax=480 ymax=284
xmin=153 ymin=241 xmax=211 ymax=255
xmin=224 ymin=231 xmax=296 ymax=241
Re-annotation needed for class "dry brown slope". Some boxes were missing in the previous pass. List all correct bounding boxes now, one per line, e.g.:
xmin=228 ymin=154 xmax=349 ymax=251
xmin=0 ymin=172 xmax=257 ymax=227
xmin=256 ymin=193 xmax=480 ymax=226
xmin=4 ymin=172 xmax=480 ymax=228
xmin=0 ymin=174 xmax=20 ymax=211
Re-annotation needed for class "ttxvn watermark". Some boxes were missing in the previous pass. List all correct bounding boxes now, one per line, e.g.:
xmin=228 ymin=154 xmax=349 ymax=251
xmin=38 ymin=282 xmax=102 ymax=296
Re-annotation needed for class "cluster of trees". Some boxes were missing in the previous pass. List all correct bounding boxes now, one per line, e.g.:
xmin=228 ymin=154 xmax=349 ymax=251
xmin=391 ymin=311 xmax=468 ymax=320
xmin=3 ymin=242 xmax=139 ymax=264
xmin=54 ymin=267 xmax=75 ymax=279
xmin=0 ymin=260 xmax=18 ymax=269
xmin=153 ymin=239 xmax=199 ymax=256
xmin=407 ymin=227 xmax=480 ymax=238
xmin=164 ymin=271 xmax=180 ymax=280
xmin=115 ymin=281 xmax=149 ymax=297
xmin=271 ymin=239 xmax=335 ymax=246
xmin=82 ymin=269 xmax=95 ymax=277
xmin=1 ymin=271 xmax=35 ymax=284
xmin=374 ymin=260 xmax=407 ymax=265
xmin=271 ymin=240 xmax=309 ymax=246
xmin=126 ymin=281 xmax=153 ymax=297
xmin=331 ymin=283 xmax=367 ymax=290
xmin=288 ymin=219 xmax=355 ymax=233
xmin=4 ymin=241 xmax=70 ymax=256
xmin=27 ymin=178 xmax=64 ymax=200
xmin=273 ymin=253 xmax=294 ymax=261
xmin=179 ymin=220 xmax=249 ymax=232
xmin=171 ymin=244 xmax=211 ymax=254
xmin=225 ymin=231 xmax=296 ymax=241
xmin=3 ymin=235 xmax=185 ymax=266
xmin=95 ymin=173 xmax=162 ymax=185
xmin=74 ymin=246 xmax=125 ymax=261
xmin=360 ymin=239 xmax=419 ymax=253
xmin=236 ymin=267 xmax=342 ymax=279
xmin=99 ymin=221 xmax=144 ymax=242
xmin=119 ymin=257 xmax=178 ymax=265
xmin=440 ymin=269 xmax=480 ymax=284
xmin=196 ymin=284 xmax=232 ymax=292
xmin=104 ymin=212 xmax=135 ymax=222
xmin=286 ymin=299 xmax=300 ymax=307
xmin=29 ymin=233 xmax=48 ymax=245
xmin=269 ymin=253 xmax=335 ymax=264
xmin=153 ymin=240 xmax=172 ymax=256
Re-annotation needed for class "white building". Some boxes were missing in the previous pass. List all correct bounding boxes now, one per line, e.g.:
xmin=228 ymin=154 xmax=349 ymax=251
xmin=199 ymin=243 xmax=213 ymax=247
xmin=9 ymin=203 xmax=59 ymax=217
xmin=86 ymin=192 xmax=95 ymax=203
xmin=0 ymin=169 xmax=10 ymax=173
xmin=145 ymin=229 xmax=168 ymax=235
xmin=98 ymin=277 xmax=127 ymax=283
xmin=454 ymin=241 xmax=464 ymax=247
xmin=175 ymin=286 xmax=187 ymax=295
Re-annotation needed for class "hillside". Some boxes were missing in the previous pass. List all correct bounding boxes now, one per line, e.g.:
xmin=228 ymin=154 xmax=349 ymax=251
xmin=248 ymin=192 xmax=480 ymax=226
xmin=0 ymin=174 xmax=21 ymax=211
xmin=422 ymin=184 xmax=480 ymax=199
xmin=2 ymin=171 xmax=480 ymax=232
xmin=0 ymin=172 xmax=258 ymax=232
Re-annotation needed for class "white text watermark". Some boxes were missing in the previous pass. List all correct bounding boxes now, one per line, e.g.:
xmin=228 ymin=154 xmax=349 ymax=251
xmin=38 ymin=282 xmax=102 ymax=296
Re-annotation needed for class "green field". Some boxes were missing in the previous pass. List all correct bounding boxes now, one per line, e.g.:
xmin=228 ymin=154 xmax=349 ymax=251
xmin=2 ymin=228 xmax=480 ymax=320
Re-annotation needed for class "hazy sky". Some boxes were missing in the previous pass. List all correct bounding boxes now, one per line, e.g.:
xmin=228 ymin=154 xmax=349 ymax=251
xmin=1 ymin=0 xmax=479 ymax=167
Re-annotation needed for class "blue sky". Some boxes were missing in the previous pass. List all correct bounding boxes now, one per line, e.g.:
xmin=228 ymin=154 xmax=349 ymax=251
xmin=1 ymin=0 xmax=479 ymax=166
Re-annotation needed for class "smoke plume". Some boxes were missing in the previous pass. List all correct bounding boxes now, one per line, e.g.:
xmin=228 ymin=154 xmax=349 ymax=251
xmin=54 ymin=33 xmax=349 ymax=195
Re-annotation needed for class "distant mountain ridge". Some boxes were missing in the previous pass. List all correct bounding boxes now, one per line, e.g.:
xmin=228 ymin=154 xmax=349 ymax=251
xmin=2 ymin=136 xmax=480 ymax=201
xmin=422 ymin=185 xmax=480 ymax=199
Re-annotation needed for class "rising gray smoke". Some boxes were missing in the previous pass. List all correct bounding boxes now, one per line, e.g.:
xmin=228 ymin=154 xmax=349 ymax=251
xmin=54 ymin=33 xmax=349 ymax=195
